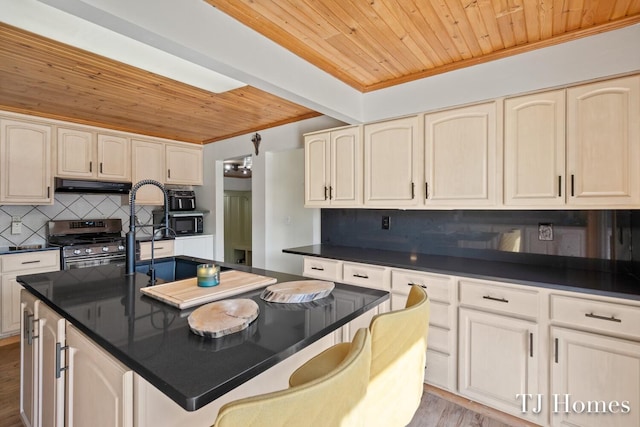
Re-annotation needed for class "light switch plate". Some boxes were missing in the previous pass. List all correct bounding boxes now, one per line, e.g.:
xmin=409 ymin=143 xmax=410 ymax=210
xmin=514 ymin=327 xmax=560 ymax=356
xmin=538 ymin=223 xmax=553 ymax=241
xmin=11 ymin=219 xmax=22 ymax=235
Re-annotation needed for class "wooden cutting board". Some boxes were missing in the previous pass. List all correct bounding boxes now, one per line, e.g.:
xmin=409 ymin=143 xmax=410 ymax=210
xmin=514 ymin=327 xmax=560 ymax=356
xmin=188 ymin=299 xmax=259 ymax=338
xmin=140 ymin=270 xmax=277 ymax=309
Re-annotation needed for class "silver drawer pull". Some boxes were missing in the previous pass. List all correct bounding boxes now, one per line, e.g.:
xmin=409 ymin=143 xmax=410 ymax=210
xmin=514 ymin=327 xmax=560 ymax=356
xmin=585 ymin=312 xmax=622 ymax=323
xmin=21 ymin=260 xmax=41 ymax=265
xmin=353 ymin=273 xmax=369 ymax=279
xmin=310 ymin=266 xmax=324 ymax=271
xmin=407 ymin=282 xmax=427 ymax=289
xmin=482 ymin=295 xmax=509 ymax=303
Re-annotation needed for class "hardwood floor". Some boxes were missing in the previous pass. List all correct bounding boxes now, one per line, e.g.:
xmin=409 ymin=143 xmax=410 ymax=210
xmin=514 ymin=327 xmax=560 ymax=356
xmin=0 ymin=336 xmax=534 ymax=427
xmin=0 ymin=337 xmax=21 ymax=427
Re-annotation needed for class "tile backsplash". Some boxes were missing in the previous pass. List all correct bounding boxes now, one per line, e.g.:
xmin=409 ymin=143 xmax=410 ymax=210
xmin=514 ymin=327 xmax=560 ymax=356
xmin=0 ymin=194 xmax=155 ymax=247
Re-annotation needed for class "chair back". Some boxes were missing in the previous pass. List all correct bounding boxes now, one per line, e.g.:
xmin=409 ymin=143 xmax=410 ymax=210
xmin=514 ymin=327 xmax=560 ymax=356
xmin=364 ymin=284 xmax=430 ymax=427
xmin=214 ymin=328 xmax=372 ymax=427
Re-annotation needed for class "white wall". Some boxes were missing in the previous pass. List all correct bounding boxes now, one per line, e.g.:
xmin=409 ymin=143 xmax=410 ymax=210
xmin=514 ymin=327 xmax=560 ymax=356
xmin=265 ymin=149 xmax=315 ymax=274
xmin=196 ymin=115 xmax=343 ymax=269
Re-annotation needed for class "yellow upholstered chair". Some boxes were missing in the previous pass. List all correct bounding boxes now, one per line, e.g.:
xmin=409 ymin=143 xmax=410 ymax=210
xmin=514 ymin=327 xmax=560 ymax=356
xmin=214 ymin=328 xmax=372 ymax=427
xmin=364 ymin=284 xmax=430 ymax=426
xmin=291 ymin=285 xmax=430 ymax=427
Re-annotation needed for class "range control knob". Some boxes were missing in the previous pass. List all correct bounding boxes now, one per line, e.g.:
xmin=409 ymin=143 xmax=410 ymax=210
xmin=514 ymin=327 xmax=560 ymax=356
xmin=102 ymin=246 xmax=109 ymax=252
xmin=118 ymin=245 xmax=125 ymax=251
xmin=84 ymin=248 xmax=93 ymax=254
xmin=73 ymin=249 xmax=81 ymax=255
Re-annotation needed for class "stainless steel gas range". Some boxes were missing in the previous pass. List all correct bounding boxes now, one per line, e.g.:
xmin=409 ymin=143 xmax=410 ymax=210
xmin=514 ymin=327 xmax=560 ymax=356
xmin=47 ymin=219 xmax=126 ymax=269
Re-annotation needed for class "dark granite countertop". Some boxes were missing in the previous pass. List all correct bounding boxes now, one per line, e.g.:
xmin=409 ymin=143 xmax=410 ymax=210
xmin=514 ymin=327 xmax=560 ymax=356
xmin=0 ymin=246 xmax=59 ymax=256
xmin=283 ymin=244 xmax=640 ymax=301
xmin=17 ymin=259 xmax=388 ymax=411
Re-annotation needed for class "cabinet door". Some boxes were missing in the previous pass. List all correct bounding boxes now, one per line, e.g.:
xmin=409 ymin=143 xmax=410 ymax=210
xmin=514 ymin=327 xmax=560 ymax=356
xmin=331 ymin=127 xmax=362 ymax=206
xmin=304 ymin=131 xmax=330 ymax=207
xmin=364 ymin=116 xmax=422 ymax=207
xmin=1 ymin=274 xmax=23 ymax=334
xmin=567 ymin=75 xmax=640 ymax=206
xmin=458 ymin=307 xmax=540 ymax=422
xmin=66 ymin=324 xmax=133 ymax=427
xmin=166 ymin=144 xmax=203 ymax=185
xmin=131 ymin=139 xmax=165 ymax=205
xmin=56 ymin=128 xmax=95 ymax=178
xmin=20 ymin=291 xmax=40 ymax=427
xmin=504 ymin=90 xmax=566 ymax=206
xmin=38 ymin=301 xmax=65 ymax=427
xmin=424 ymin=102 xmax=497 ymax=207
xmin=0 ymin=118 xmax=52 ymax=204
xmin=97 ymin=134 xmax=130 ymax=181
xmin=551 ymin=327 xmax=640 ymax=427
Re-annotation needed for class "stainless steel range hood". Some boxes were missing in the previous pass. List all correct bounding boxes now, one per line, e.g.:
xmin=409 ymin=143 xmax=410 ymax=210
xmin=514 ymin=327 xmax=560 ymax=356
xmin=54 ymin=177 xmax=132 ymax=194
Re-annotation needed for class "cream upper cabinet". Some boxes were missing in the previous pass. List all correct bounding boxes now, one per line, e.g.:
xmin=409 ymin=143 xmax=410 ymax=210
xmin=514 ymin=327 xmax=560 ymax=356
xmin=304 ymin=126 xmax=362 ymax=207
xmin=424 ymin=102 xmax=498 ymax=207
xmin=131 ymin=139 xmax=166 ymax=205
xmin=364 ymin=116 xmax=422 ymax=207
xmin=165 ymin=143 xmax=203 ymax=185
xmin=566 ymin=75 xmax=640 ymax=207
xmin=57 ymin=129 xmax=130 ymax=181
xmin=504 ymin=90 xmax=566 ymax=206
xmin=0 ymin=118 xmax=53 ymax=205
xmin=56 ymin=128 xmax=95 ymax=178
xmin=97 ymin=134 xmax=130 ymax=181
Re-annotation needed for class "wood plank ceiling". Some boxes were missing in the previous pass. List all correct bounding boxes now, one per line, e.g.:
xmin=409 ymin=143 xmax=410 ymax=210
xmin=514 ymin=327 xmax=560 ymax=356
xmin=1 ymin=1 xmax=640 ymax=144
xmin=0 ymin=23 xmax=320 ymax=144
xmin=207 ymin=0 xmax=640 ymax=92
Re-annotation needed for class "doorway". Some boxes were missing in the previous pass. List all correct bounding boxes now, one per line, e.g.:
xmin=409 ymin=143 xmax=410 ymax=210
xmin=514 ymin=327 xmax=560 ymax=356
xmin=223 ymin=155 xmax=252 ymax=265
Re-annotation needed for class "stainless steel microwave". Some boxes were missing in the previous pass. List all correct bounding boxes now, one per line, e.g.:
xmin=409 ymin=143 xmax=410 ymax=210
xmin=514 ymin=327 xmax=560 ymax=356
xmin=154 ymin=211 xmax=203 ymax=235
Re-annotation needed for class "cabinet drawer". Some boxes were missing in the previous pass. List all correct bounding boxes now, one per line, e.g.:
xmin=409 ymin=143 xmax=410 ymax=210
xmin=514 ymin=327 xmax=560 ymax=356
xmin=302 ymin=257 xmax=342 ymax=282
xmin=550 ymin=294 xmax=640 ymax=339
xmin=342 ymin=262 xmax=389 ymax=290
xmin=459 ymin=279 xmax=538 ymax=319
xmin=1 ymin=250 xmax=59 ymax=273
xmin=391 ymin=293 xmax=451 ymax=329
xmin=391 ymin=269 xmax=453 ymax=303
xmin=425 ymin=350 xmax=453 ymax=389
xmin=428 ymin=325 xmax=451 ymax=355
xmin=139 ymin=240 xmax=175 ymax=261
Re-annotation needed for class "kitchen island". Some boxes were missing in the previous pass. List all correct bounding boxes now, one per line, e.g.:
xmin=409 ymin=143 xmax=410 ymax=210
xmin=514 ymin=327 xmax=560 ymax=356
xmin=18 ymin=257 xmax=388 ymax=426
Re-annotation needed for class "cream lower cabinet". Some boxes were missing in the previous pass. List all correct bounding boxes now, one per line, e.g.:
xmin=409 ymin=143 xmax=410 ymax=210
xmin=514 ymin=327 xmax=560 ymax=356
xmin=457 ymin=279 xmax=542 ymax=424
xmin=138 ymin=239 xmax=175 ymax=261
xmin=390 ymin=269 xmax=456 ymax=391
xmin=1 ymin=250 xmax=60 ymax=337
xmin=21 ymin=293 xmax=133 ymax=427
xmin=550 ymin=294 xmax=640 ymax=427
xmin=0 ymin=117 xmax=53 ymax=205
xmin=339 ymin=262 xmax=390 ymax=341
xmin=66 ymin=324 xmax=133 ymax=427
xmin=21 ymin=291 xmax=66 ymax=427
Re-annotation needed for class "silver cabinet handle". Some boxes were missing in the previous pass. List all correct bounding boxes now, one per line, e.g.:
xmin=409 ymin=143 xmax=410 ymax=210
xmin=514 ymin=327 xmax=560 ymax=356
xmin=585 ymin=312 xmax=621 ymax=323
xmin=56 ymin=343 xmax=69 ymax=379
xmin=22 ymin=260 xmax=41 ymax=265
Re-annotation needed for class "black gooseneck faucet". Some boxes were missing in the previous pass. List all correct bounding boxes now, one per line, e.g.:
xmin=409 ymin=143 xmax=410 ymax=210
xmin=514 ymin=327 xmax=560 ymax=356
xmin=126 ymin=179 xmax=169 ymax=276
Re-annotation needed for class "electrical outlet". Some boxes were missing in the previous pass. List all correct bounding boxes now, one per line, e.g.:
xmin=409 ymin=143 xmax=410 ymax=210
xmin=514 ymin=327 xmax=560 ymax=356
xmin=382 ymin=216 xmax=390 ymax=230
xmin=11 ymin=216 xmax=22 ymax=235
xmin=538 ymin=223 xmax=553 ymax=241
